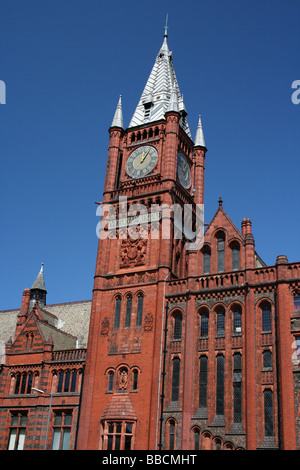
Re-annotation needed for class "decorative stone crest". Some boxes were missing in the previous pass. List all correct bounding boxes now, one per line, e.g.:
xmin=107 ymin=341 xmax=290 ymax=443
xmin=100 ymin=317 xmax=110 ymax=336
xmin=144 ymin=312 xmax=154 ymax=332
xmin=120 ymin=239 xmax=147 ymax=267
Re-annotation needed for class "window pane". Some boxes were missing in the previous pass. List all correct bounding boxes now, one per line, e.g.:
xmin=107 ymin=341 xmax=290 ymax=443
xmin=233 ymin=309 xmax=242 ymax=333
xmin=263 ymin=350 xmax=272 ymax=368
xmin=108 ymin=371 xmax=114 ymax=392
xmin=124 ymin=435 xmax=132 ymax=450
xmin=107 ymin=435 xmax=113 ymax=450
xmin=262 ymin=305 xmax=271 ymax=331
xmin=217 ymin=312 xmax=225 ymax=336
xmin=203 ymin=250 xmax=210 ymax=275
xmin=8 ymin=429 xmax=17 ymax=450
xmin=17 ymin=429 xmax=26 ymax=450
xmin=26 ymin=373 xmax=33 ymax=394
xmin=125 ymin=296 xmax=132 ymax=327
xmin=57 ymin=372 xmax=64 ymax=393
xmin=199 ymin=356 xmax=208 ymax=408
xmin=174 ymin=315 xmax=182 ymax=340
xmin=264 ymin=390 xmax=274 ymax=436
xmin=216 ymin=355 xmax=224 ymax=415
xmin=54 ymin=414 xmax=62 ymax=426
xmin=115 ymin=434 xmax=121 ymax=450
xmin=20 ymin=374 xmax=27 ymax=394
xmin=136 ymin=295 xmax=143 ymax=327
xmin=52 ymin=429 xmax=61 ymax=450
xmin=114 ymin=297 xmax=121 ymax=330
xmin=217 ymin=234 xmax=225 ymax=273
xmin=64 ymin=371 xmax=70 ymax=392
xmin=171 ymin=358 xmax=180 ymax=401
xmin=64 ymin=414 xmax=72 ymax=426
xmin=14 ymin=374 xmax=21 ymax=394
xmin=71 ymin=370 xmax=77 ymax=392
xmin=201 ymin=314 xmax=208 ymax=337
xmin=62 ymin=429 xmax=71 ymax=450
xmin=232 ymin=245 xmax=240 ymax=271
xmin=294 ymin=296 xmax=300 ymax=310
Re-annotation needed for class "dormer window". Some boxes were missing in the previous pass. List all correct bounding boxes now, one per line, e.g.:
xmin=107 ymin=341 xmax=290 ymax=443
xmin=144 ymin=102 xmax=152 ymax=120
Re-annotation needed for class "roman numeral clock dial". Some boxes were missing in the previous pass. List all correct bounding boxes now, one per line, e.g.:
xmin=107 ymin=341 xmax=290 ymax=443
xmin=126 ymin=145 xmax=158 ymax=179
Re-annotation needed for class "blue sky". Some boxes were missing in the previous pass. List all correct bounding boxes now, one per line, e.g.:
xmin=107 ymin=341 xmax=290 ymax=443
xmin=0 ymin=0 xmax=299 ymax=310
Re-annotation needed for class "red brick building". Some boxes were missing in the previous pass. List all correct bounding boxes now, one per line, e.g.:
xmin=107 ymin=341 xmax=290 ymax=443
xmin=0 ymin=31 xmax=299 ymax=451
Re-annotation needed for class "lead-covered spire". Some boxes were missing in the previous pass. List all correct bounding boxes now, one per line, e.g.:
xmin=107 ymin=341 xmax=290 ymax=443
xmin=128 ymin=26 xmax=191 ymax=138
xmin=111 ymin=95 xmax=123 ymax=128
xmin=194 ymin=115 xmax=205 ymax=147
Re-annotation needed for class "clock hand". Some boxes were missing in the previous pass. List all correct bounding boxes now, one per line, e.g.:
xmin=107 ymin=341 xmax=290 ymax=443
xmin=141 ymin=148 xmax=150 ymax=163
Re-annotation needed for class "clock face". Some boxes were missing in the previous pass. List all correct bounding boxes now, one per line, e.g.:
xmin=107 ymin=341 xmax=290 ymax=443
xmin=126 ymin=145 xmax=158 ymax=178
xmin=177 ymin=153 xmax=191 ymax=188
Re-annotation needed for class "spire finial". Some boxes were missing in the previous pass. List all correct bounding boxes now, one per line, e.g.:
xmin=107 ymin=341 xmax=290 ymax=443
xmin=218 ymin=196 xmax=223 ymax=207
xmin=194 ymin=115 xmax=205 ymax=147
xmin=164 ymin=14 xmax=168 ymax=38
xmin=111 ymin=95 xmax=123 ymax=129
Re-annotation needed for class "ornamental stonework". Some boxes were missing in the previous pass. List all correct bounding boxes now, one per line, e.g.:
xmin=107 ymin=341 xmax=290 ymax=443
xmin=120 ymin=238 xmax=147 ymax=268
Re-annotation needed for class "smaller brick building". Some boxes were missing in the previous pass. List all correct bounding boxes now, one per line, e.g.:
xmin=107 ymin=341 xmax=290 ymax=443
xmin=0 ymin=265 xmax=90 ymax=450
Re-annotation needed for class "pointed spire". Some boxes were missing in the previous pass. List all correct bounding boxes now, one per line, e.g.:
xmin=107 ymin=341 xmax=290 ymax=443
xmin=111 ymin=95 xmax=123 ymax=128
xmin=194 ymin=115 xmax=205 ymax=147
xmin=128 ymin=26 xmax=191 ymax=138
xmin=31 ymin=263 xmax=46 ymax=292
xmin=167 ymin=85 xmax=179 ymax=112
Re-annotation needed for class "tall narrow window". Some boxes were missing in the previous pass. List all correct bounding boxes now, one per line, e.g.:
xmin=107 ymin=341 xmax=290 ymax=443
xmin=216 ymin=307 xmax=225 ymax=336
xmin=125 ymin=295 xmax=132 ymax=328
xmin=203 ymin=246 xmax=211 ymax=275
xmin=132 ymin=370 xmax=138 ymax=391
xmin=169 ymin=420 xmax=175 ymax=450
xmin=7 ymin=413 xmax=27 ymax=450
xmin=200 ymin=312 xmax=209 ymax=337
xmin=171 ymin=357 xmax=180 ymax=402
xmin=115 ymin=153 xmax=123 ymax=189
xmin=231 ymin=242 xmax=240 ymax=271
xmin=262 ymin=303 xmax=271 ymax=332
xmin=233 ymin=353 xmax=242 ymax=423
xmin=199 ymin=356 xmax=208 ymax=409
xmin=64 ymin=371 xmax=70 ymax=393
xmin=263 ymin=350 xmax=272 ymax=369
xmin=51 ymin=412 xmax=72 ymax=450
xmin=217 ymin=232 xmax=225 ymax=273
xmin=216 ymin=355 xmax=224 ymax=415
xmin=193 ymin=428 xmax=200 ymax=450
xmin=57 ymin=371 xmax=64 ymax=393
xmin=114 ymin=296 xmax=121 ymax=330
xmin=108 ymin=371 xmax=114 ymax=392
xmin=136 ymin=294 xmax=143 ymax=327
xmin=173 ymin=313 xmax=182 ymax=340
xmin=70 ymin=370 xmax=77 ymax=392
xmin=233 ymin=307 xmax=242 ymax=334
xmin=264 ymin=389 xmax=274 ymax=436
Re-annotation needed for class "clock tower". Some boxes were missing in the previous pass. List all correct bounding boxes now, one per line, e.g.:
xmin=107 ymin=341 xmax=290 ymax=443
xmin=77 ymin=28 xmax=207 ymax=450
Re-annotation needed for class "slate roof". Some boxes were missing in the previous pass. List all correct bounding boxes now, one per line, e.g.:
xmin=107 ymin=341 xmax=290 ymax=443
xmin=0 ymin=300 xmax=91 ymax=349
xmin=128 ymin=32 xmax=191 ymax=138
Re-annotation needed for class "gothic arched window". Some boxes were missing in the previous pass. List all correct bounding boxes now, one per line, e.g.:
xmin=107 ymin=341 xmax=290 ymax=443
xmin=136 ymin=294 xmax=144 ymax=327
xmin=125 ymin=295 xmax=132 ymax=328
xmin=173 ymin=313 xmax=182 ymax=340
xmin=231 ymin=242 xmax=240 ymax=271
xmin=261 ymin=302 xmax=271 ymax=332
xmin=171 ymin=357 xmax=180 ymax=402
xmin=216 ymin=231 xmax=225 ymax=273
xmin=202 ymin=245 xmax=211 ymax=275
xmin=114 ymin=296 xmax=121 ymax=330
